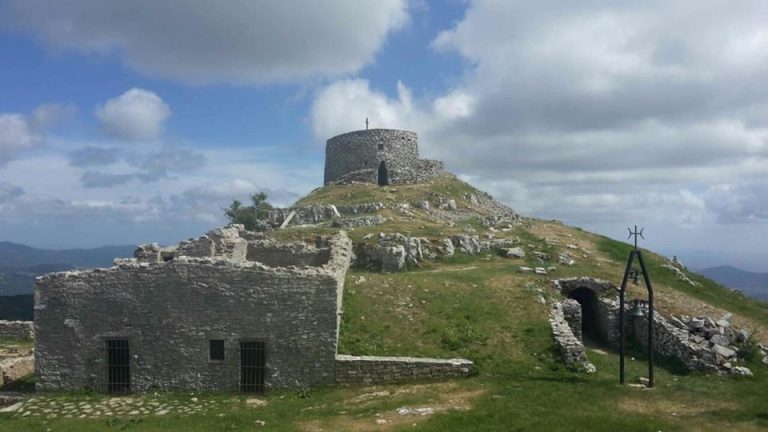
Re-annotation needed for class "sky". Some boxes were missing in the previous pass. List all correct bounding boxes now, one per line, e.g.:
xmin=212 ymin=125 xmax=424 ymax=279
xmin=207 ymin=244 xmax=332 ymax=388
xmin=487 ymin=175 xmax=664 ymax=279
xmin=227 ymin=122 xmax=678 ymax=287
xmin=0 ymin=1 xmax=767 ymax=271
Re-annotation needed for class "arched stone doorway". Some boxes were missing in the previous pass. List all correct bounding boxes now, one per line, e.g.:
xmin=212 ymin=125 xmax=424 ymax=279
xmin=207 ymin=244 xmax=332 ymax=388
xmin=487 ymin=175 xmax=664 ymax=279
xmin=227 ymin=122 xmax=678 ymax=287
xmin=377 ymin=161 xmax=389 ymax=186
xmin=554 ymin=277 xmax=618 ymax=344
xmin=568 ymin=287 xmax=599 ymax=340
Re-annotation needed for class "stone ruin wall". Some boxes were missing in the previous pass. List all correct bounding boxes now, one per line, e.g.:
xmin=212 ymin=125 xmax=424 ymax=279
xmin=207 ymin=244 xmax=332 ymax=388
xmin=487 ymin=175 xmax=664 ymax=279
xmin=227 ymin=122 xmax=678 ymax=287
xmin=0 ymin=320 xmax=34 ymax=340
xmin=324 ymin=129 xmax=443 ymax=186
xmin=34 ymin=224 xmax=474 ymax=392
xmin=35 ymin=229 xmax=353 ymax=392
xmin=335 ymin=355 xmax=475 ymax=386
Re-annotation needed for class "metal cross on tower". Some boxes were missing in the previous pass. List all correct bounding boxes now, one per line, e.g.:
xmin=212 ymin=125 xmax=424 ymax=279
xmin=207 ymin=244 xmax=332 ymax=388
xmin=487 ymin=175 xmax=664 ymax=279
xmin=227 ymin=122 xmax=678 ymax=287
xmin=627 ymin=225 xmax=645 ymax=250
xmin=365 ymin=117 xmax=369 ymax=130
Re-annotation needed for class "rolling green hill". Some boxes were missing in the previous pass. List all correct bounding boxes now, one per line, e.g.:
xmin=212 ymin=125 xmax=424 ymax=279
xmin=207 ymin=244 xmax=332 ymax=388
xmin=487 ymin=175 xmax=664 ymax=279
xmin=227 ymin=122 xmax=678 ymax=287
xmin=2 ymin=174 xmax=767 ymax=431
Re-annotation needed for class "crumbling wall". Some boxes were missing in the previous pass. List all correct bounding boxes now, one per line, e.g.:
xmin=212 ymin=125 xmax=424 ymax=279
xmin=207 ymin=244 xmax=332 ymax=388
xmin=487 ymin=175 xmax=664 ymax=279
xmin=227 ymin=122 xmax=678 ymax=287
xmin=0 ymin=320 xmax=34 ymax=340
xmin=35 ymin=233 xmax=353 ymax=392
xmin=548 ymin=301 xmax=596 ymax=373
xmin=246 ymin=239 xmax=330 ymax=267
xmin=334 ymin=355 xmax=474 ymax=385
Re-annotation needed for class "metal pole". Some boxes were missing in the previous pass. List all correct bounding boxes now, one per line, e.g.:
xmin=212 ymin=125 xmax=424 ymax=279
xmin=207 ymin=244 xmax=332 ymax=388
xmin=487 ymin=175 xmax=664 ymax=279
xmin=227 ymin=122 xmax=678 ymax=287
xmin=636 ymin=250 xmax=654 ymax=388
xmin=618 ymin=250 xmax=635 ymax=385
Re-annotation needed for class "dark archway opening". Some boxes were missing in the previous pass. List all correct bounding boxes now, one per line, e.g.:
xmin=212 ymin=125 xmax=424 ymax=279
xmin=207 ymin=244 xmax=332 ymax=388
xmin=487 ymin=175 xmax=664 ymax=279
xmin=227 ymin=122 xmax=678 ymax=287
xmin=377 ymin=161 xmax=389 ymax=186
xmin=568 ymin=287 xmax=600 ymax=341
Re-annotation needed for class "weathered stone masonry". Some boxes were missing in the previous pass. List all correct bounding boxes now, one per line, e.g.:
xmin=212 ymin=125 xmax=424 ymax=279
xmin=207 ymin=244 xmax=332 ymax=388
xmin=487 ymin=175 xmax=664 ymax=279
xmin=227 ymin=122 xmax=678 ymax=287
xmin=35 ymin=225 xmax=473 ymax=392
xmin=324 ymin=129 xmax=443 ymax=186
xmin=0 ymin=320 xmax=34 ymax=340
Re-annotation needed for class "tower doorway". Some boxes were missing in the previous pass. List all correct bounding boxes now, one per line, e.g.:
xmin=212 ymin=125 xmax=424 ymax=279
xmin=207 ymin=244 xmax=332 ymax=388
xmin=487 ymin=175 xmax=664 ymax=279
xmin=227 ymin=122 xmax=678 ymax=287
xmin=377 ymin=161 xmax=389 ymax=186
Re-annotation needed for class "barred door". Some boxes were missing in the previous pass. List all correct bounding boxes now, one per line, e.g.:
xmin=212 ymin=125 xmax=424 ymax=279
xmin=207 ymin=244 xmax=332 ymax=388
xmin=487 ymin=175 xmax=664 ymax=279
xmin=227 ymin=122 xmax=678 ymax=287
xmin=240 ymin=341 xmax=266 ymax=393
xmin=107 ymin=339 xmax=130 ymax=394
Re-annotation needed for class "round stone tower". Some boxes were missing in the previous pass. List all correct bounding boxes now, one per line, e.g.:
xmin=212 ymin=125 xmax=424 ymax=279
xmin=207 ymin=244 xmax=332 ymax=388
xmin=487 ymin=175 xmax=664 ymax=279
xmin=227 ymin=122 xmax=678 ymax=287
xmin=324 ymin=129 xmax=443 ymax=186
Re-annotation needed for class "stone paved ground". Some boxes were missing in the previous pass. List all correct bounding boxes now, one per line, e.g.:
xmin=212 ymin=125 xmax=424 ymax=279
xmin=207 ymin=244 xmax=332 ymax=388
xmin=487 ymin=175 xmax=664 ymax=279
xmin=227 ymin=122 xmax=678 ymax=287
xmin=8 ymin=394 xmax=235 ymax=420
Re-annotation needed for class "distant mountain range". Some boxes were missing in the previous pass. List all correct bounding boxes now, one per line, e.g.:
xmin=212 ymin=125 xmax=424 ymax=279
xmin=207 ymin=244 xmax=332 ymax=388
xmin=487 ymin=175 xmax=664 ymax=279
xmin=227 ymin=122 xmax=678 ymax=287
xmin=696 ymin=265 xmax=768 ymax=301
xmin=0 ymin=241 xmax=134 ymax=320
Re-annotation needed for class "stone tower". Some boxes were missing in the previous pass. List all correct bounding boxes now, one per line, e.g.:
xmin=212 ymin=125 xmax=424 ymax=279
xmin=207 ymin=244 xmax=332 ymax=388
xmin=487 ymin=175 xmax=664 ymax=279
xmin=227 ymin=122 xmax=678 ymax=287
xmin=323 ymin=128 xmax=444 ymax=186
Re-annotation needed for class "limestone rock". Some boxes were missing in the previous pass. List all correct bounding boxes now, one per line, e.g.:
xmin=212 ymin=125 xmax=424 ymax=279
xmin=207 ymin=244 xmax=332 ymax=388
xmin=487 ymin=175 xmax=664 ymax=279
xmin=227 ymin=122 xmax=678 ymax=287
xmin=505 ymin=247 xmax=525 ymax=259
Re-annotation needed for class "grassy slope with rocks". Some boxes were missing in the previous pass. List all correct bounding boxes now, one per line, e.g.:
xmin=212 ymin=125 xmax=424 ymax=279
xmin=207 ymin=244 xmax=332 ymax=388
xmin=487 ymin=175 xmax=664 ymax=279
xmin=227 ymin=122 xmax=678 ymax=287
xmin=2 ymin=174 xmax=768 ymax=432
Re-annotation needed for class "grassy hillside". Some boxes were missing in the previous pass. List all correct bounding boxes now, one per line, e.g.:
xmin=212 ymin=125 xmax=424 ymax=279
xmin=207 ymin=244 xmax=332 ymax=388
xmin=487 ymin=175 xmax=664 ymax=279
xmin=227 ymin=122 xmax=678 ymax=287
xmin=3 ymin=176 xmax=767 ymax=431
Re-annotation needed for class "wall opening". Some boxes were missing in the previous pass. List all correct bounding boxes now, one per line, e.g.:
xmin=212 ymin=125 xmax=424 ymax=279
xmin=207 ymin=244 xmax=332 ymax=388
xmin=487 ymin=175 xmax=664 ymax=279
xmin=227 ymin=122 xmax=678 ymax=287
xmin=107 ymin=339 xmax=130 ymax=394
xmin=377 ymin=161 xmax=389 ymax=186
xmin=240 ymin=341 xmax=266 ymax=393
xmin=568 ymin=287 xmax=600 ymax=341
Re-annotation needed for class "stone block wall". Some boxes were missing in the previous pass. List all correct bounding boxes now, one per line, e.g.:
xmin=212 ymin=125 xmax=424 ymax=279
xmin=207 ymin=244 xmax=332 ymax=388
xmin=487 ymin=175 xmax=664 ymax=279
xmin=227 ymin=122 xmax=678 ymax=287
xmin=35 ymin=233 xmax=353 ymax=392
xmin=324 ymin=129 xmax=443 ymax=186
xmin=633 ymin=311 xmax=719 ymax=371
xmin=548 ymin=301 xmax=596 ymax=373
xmin=334 ymin=355 xmax=474 ymax=385
xmin=0 ymin=320 xmax=34 ymax=340
xmin=246 ymin=240 xmax=330 ymax=267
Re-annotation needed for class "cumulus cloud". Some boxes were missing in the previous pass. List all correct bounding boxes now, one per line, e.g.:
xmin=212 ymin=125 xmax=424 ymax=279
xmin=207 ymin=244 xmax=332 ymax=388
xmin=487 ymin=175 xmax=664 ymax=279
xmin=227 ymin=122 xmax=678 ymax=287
xmin=311 ymin=79 xmax=422 ymax=141
xmin=95 ymin=88 xmax=170 ymax=140
xmin=311 ymin=1 xmax=768 ymax=232
xmin=704 ymin=183 xmax=768 ymax=224
xmin=30 ymin=103 xmax=77 ymax=130
xmin=0 ymin=113 xmax=40 ymax=165
xmin=2 ymin=0 xmax=408 ymax=85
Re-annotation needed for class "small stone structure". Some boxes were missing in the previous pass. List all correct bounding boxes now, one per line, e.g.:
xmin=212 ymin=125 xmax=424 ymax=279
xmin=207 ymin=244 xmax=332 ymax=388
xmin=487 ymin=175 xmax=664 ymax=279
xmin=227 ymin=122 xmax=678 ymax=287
xmin=0 ymin=320 xmax=34 ymax=340
xmin=324 ymin=129 xmax=443 ymax=186
xmin=35 ymin=225 xmax=473 ymax=393
xmin=549 ymin=277 xmax=755 ymax=375
xmin=1 ymin=356 xmax=33 ymax=386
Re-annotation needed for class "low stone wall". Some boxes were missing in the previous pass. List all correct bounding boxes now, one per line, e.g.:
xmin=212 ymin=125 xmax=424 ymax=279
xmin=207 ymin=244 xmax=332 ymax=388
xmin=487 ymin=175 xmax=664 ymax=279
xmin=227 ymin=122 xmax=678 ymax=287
xmin=246 ymin=240 xmax=330 ymax=267
xmin=634 ymin=311 xmax=720 ymax=372
xmin=1 ymin=355 xmax=33 ymax=385
xmin=548 ymin=302 xmax=596 ymax=373
xmin=0 ymin=321 xmax=34 ymax=340
xmin=334 ymin=355 xmax=474 ymax=385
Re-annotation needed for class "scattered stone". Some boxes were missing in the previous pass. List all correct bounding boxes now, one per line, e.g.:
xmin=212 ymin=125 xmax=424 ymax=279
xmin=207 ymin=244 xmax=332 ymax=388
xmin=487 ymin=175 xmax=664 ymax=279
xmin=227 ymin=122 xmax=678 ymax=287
xmin=731 ymin=366 xmax=753 ymax=377
xmin=534 ymin=267 xmax=547 ymax=275
xmin=246 ymin=398 xmax=268 ymax=408
xmin=505 ymin=247 xmax=525 ymax=259
xmin=519 ymin=267 xmax=533 ymax=273
xmin=397 ymin=406 xmax=434 ymax=416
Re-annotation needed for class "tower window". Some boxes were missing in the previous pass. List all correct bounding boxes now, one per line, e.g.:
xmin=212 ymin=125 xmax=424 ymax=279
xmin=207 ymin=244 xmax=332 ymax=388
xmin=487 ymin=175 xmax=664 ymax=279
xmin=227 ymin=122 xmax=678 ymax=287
xmin=209 ymin=340 xmax=225 ymax=361
xmin=378 ymin=143 xmax=384 ymax=150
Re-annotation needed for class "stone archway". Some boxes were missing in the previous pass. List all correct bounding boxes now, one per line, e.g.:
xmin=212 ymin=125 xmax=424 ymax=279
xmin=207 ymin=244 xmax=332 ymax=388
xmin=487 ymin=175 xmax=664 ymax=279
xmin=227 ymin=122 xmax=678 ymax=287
xmin=568 ymin=287 xmax=599 ymax=340
xmin=553 ymin=277 xmax=618 ymax=344
xmin=377 ymin=161 xmax=389 ymax=186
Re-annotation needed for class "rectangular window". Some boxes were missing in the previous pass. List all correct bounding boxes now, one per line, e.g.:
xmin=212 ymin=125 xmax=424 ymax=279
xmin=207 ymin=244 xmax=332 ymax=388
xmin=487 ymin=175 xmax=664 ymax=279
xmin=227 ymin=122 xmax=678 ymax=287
xmin=209 ymin=340 xmax=225 ymax=361
xmin=378 ymin=143 xmax=384 ymax=150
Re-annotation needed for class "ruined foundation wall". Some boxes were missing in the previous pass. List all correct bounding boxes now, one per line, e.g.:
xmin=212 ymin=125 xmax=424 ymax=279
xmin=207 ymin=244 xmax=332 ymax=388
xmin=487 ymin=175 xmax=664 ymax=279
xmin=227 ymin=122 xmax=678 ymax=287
xmin=0 ymin=320 xmax=34 ymax=340
xmin=35 ymin=234 xmax=353 ymax=392
xmin=1 ymin=356 xmax=33 ymax=385
xmin=334 ymin=355 xmax=474 ymax=386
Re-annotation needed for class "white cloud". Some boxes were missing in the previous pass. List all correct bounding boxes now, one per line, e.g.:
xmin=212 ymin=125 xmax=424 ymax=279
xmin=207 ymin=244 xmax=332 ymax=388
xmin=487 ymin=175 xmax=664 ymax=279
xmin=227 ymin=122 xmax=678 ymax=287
xmin=95 ymin=88 xmax=170 ymax=140
xmin=0 ymin=113 xmax=40 ymax=165
xmin=311 ymin=79 xmax=423 ymax=141
xmin=2 ymin=0 xmax=408 ymax=85
xmin=30 ymin=103 xmax=77 ymax=130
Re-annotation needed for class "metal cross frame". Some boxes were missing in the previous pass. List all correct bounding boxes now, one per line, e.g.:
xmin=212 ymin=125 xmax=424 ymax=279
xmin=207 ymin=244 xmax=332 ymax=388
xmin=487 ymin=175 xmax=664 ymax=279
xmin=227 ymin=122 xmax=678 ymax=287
xmin=619 ymin=225 xmax=655 ymax=387
xmin=365 ymin=117 xmax=369 ymax=130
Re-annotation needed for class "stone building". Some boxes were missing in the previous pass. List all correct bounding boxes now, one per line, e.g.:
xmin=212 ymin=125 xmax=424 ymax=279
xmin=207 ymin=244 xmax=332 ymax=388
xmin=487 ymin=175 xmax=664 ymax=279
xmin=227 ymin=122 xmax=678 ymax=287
xmin=35 ymin=226 xmax=473 ymax=393
xmin=324 ymin=128 xmax=444 ymax=186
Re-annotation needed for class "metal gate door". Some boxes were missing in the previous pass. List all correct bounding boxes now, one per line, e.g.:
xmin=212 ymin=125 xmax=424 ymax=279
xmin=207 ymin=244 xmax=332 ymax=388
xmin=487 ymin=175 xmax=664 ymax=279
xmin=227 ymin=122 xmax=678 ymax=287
xmin=240 ymin=341 xmax=266 ymax=393
xmin=107 ymin=339 xmax=130 ymax=394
